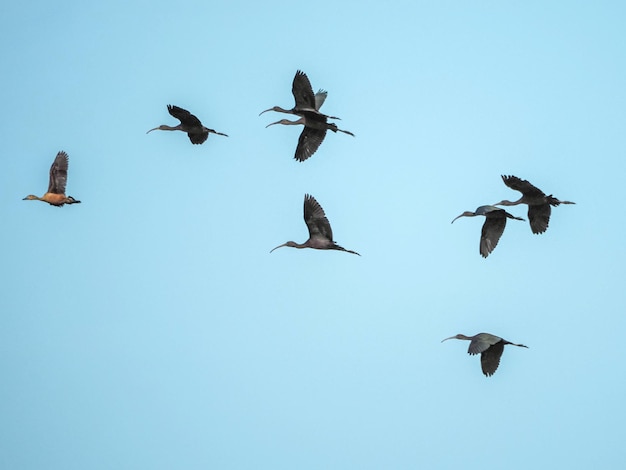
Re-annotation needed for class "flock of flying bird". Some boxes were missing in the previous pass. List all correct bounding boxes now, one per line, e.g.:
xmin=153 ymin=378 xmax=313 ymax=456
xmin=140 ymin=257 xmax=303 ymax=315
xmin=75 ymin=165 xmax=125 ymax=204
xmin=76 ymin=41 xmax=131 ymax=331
xmin=21 ymin=70 xmax=576 ymax=377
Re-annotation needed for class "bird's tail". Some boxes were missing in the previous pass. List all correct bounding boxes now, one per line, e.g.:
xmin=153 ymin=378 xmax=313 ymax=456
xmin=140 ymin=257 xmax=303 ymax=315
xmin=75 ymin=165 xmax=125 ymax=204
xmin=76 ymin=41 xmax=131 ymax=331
xmin=327 ymin=123 xmax=355 ymax=137
xmin=505 ymin=341 xmax=529 ymax=348
xmin=209 ymin=129 xmax=229 ymax=137
xmin=504 ymin=211 xmax=525 ymax=221
xmin=336 ymin=244 xmax=361 ymax=256
xmin=547 ymin=195 xmax=575 ymax=206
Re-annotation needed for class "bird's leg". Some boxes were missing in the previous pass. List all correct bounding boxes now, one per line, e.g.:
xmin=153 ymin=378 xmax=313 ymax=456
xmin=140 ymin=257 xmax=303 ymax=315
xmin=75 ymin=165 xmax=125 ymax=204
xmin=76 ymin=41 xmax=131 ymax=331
xmin=208 ymin=129 xmax=229 ymax=137
xmin=334 ymin=244 xmax=361 ymax=256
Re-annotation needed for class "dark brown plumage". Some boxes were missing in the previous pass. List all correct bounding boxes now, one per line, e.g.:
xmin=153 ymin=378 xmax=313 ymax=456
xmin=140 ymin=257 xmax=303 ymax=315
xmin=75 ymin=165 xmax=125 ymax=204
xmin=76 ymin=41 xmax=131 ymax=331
xmin=270 ymin=194 xmax=360 ymax=255
xmin=147 ymin=105 xmax=228 ymax=145
xmin=442 ymin=333 xmax=528 ymax=377
xmin=451 ymin=205 xmax=524 ymax=258
xmin=260 ymin=70 xmax=354 ymax=162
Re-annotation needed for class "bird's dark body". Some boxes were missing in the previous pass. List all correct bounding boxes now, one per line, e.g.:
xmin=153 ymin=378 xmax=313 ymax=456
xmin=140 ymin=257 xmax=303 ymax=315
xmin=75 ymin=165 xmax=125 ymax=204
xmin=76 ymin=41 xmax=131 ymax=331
xmin=260 ymin=71 xmax=353 ymax=162
xmin=270 ymin=194 xmax=360 ymax=256
xmin=147 ymin=105 xmax=228 ymax=145
xmin=452 ymin=205 xmax=524 ymax=258
xmin=442 ymin=333 xmax=528 ymax=377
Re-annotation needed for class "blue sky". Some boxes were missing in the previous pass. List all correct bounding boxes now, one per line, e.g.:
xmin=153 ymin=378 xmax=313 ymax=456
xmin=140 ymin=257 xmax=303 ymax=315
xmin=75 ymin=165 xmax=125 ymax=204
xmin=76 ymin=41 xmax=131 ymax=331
xmin=1 ymin=1 xmax=625 ymax=469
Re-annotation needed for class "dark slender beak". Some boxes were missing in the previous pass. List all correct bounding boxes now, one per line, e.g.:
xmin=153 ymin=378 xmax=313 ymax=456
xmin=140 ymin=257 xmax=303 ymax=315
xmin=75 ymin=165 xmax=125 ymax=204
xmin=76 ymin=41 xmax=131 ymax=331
xmin=265 ymin=121 xmax=280 ymax=129
xmin=451 ymin=211 xmax=474 ymax=224
xmin=270 ymin=243 xmax=287 ymax=253
xmin=259 ymin=108 xmax=273 ymax=116
xmin=441 ymin=336 xmax=456 ymax=343
xmin=146 ymin=127 xmax=158 ymax=134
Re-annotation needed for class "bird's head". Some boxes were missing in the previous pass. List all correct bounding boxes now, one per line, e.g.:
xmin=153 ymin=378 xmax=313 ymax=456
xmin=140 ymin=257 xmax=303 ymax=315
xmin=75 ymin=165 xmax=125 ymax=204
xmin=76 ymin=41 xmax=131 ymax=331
xmin=146 ymin=125 xmax=168 ymax=134
xmin=441 ymin=334 xmax=467 ymax=343
xmin=265 ymin=119 xmax=299 ymax=128
xmin=270 ymin=241 xmax=297 ymax=253
xmin=22 ymin=195 xmax=40 ymax=201
xmin=451 ymin=211 xmax=476 ymax=223
xmin=259 ymin=106 xmax=284 ymax=116
xmin=492 ymin=199 xmax=513 ymax=207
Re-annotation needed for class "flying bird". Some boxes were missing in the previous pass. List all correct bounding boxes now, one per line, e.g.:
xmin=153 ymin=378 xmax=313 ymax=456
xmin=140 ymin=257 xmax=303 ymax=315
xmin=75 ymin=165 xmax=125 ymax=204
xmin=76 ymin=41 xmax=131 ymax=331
xmin=494 ymin=175 xmax=575 ymax=234
xmin=23 ymin=151 xmax=81 ymax=206
xmin=260 ymin=70 xmax=354 ymax=162
xmin=442 ymin=333 xmax=528 ymax=377
xmin=259 ymin=70 xmax=339 ymax=119
xmin=147 ymin=105 xmax=228 ymax=144
xmin=271 ymin=194 xmax=360 ymax=255
xmin=452 ymin=205 xmax=524 ymax=258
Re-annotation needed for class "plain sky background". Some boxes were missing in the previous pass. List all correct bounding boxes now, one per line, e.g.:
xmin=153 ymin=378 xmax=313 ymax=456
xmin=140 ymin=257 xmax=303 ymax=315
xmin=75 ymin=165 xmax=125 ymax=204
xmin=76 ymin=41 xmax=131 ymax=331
xmin=1 ymin=1 xmax=625 ymax=469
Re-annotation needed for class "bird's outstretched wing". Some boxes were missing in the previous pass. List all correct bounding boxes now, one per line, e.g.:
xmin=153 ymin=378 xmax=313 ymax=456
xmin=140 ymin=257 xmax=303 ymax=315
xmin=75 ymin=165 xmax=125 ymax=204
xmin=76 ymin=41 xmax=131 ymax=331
xmin=48 ymin=151 xmax=69 ymax=194
xmin=480 ymin=341 xmax=504 ymax=377
xmin=168 ymin=105 xmax=202 ymax=128
xmin=528 ymin=204 xmax=551 ymax=234
xmin=502 ymin=175 xmax=546 ymax=198
xmin=314 ymin=89 xmax=327 ymax=110
xmin=292 ymin=70 xmax=316 ymax=110
xmin=188 ymin=130 xmax=209 ymax=145
xmin=304 ymin=194 xmax=333 ymax=241
xmin=480 ymin=215 xmax=506 ymax=258
xmin=295 ymin=127 xmax=327 ymax=162
xmin=467 ymin=333 xmax=502 ymax=355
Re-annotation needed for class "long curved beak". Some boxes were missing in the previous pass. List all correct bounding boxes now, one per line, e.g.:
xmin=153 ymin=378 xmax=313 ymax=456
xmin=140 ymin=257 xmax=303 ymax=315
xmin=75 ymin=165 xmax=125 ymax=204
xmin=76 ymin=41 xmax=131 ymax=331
xmin=146 ymin=127 xmax=158 ymax=134
xmin=441 ymin=336 xmax=456 ymax=343
xmin=270 ymin=243 xmax=287 ymax=253
xmin=451 ymin=211 xmax=474 ymax=224
xmin=265 ymin=121 xmax=280 ymax=128
xmin=259 ymin=108 xmax=273 ymax=116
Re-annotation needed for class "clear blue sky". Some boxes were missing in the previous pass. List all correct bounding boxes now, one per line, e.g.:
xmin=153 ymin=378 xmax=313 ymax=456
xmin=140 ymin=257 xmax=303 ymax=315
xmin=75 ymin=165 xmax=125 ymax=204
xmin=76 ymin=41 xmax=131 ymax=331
xmin=1 ymin=1 xmax=625 ymax=469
